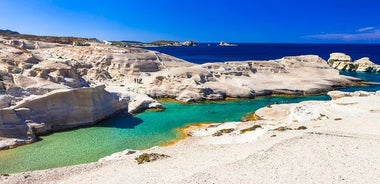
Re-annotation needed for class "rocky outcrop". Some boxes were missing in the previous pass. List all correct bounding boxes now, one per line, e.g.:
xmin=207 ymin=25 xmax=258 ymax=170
xmin=0 ymin=42 xmax=90 ymax=106
xmin=0 ymin=108 xmax=33 ymax=140
xmin=328 ymin=53 xmax=380 ymax=72
xmin=0 ymin=85 xmax=129 ymax=148
xmin=327 ymin=90 xmax=379 ymax=100
xmin=218 ymin=41 xmax=237 ymax=46
xmin=0 ymin=37 xmax=186 ymax=149
xmin=142 ymin=55 xmax=360 ymax=101
xmin=353 ymin=57 xmax=380 ymax=72
xmin=256 ymin=90 xmax=380 ymax=125
xmin=125 ymin=92 xmax=162 ymax=114
xmin=182 ymin=40 xmax=198 ymax=46
xmin=2 ymin=36 xmax=361 ymax=104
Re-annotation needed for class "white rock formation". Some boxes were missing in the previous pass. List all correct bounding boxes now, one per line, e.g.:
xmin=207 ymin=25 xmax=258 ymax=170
xmin=256 ymin=90 xmax=380 ymax=124
xmin=2 ymin=39 xmax=360 ymax=104
xmin=218 ymin=41 xmax=237 ymax=46
xmin=354 ymin=57 xmax=380 ymax=72
xmin=0 ymin=35 xmax=366 ymax=149
xmin=0 ymin=85 xmax=129 ymax=149
xmin=328 ymin=52 xmax=380 ymax=72
xmin=327 ymin=90 xmax=377 ymax=100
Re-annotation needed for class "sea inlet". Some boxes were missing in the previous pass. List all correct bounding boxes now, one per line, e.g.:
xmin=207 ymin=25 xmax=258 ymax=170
xmin=0 ymin=95 xmax=330 ymax=173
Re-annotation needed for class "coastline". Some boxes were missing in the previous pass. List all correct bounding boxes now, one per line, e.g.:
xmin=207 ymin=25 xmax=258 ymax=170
xmin=1 ymin=35 xmax=380 ymax=182
xmin=162 ymin=123 xmax=214 ymax=147
xmin=0 ymin=94 xmax=334 ymax=174
xmin=2 ymin=91 xmax=380 ymax=183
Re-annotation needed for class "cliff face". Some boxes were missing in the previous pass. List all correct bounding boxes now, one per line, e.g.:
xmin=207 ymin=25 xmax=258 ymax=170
xmin=13 ymin=85 xmax=128 ymax=132
xmin=328 ymin=53 xmax=380 ymax=72
xmin=0 ymin=108 xmax=32 ymax=140
xmin=0 ymin=85 xmax=128 ymax=149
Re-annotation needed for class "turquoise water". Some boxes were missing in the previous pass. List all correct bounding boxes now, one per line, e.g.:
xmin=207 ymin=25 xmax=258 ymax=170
xmin=0 ymin=95 xmax=331 ymax=173
xmin=1 ymin=72 xmax=379 ymax=174
xmin=340 ymin=71 xmax=380 ymax=92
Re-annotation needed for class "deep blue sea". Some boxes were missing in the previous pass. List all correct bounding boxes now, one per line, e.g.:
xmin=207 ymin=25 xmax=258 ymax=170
xmin=146 ymin=43 xmax=380 ymax=91
xmin=146 ymin=43 xmax=380 ymax=65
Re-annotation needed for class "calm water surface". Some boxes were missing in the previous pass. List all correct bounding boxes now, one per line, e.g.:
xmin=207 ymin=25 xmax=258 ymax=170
xmin=146 ymin=43 xmax=380 ymax=64
xmin=0 ymin=95 xmax=331 ymax=173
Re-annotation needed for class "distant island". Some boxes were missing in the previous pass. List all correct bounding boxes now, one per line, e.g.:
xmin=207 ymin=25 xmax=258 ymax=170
xmin=145 ymin=40 xmax=198 ymax=47
xmin=0 ymin=29 xmax=20 ymax=35
xmin=0 ymin=29 xmax=247 ymax=48
xmin=218 ymin=41 xmax=238 ymax=46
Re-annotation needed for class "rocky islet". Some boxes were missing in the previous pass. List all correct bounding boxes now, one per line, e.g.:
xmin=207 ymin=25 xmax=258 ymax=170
xmin=328 ymin=52 xmax=380 ymax=72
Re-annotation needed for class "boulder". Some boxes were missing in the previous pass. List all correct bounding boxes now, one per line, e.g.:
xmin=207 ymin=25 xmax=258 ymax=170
xmin=127 ymin=92 xmax=162 ymax=114
xmin=328 ymin=53 xmax=354 ymax=71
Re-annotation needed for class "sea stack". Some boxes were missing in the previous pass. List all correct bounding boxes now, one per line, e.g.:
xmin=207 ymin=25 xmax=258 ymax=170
xmin=328 ymin=52 xmax=380 ymax=72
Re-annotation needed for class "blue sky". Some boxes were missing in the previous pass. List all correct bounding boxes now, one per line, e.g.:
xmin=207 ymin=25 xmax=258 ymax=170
xmin=1 ymin=0 xmax=380 ymax=43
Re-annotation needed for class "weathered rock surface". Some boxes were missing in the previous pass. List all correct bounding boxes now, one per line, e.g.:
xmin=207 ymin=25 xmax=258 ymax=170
xmin=256 ymin=90 xmax=380 ymax=124
xmin=0 ymin=41 xmax=89 ymax=106
xmin=0 ymin=137 xmax=33 ymax=150
xmin=327 ymin=90 xmax=379 ymax=100
xmin=1 ymin=37 xmax=361 ymax=104
xmin=0 ymin=107 xmax=32 ymax=140
xmin=328 ymin=52 xmax=380 ymax=72
xmin=105 ymin=87 xmax=163 ymax=114
xmin=140 ymin=55 xmax=360 ymax=101
xmin=0 ymin=85 xmax=128 ymax=148
xmin=354 ymin=57 xmax=380 ymax=72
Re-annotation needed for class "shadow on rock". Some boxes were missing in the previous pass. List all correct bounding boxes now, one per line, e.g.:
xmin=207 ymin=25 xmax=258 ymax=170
xmin=95 ymin=113 xmax=143 ymax=129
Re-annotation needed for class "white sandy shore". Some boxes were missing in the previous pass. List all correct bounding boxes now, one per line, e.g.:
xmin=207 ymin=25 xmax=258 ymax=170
xmin=1 ymin=91 xmax=380 ymax=183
